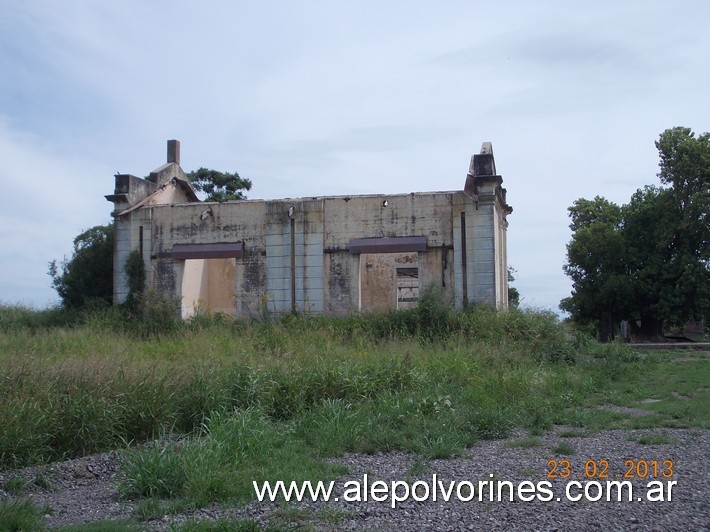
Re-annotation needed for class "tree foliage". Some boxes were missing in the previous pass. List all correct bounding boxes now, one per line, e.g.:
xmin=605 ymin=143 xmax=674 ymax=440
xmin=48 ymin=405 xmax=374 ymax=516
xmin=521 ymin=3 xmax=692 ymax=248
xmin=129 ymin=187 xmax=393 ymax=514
xmin=561 ymin=127 xmax=710 ymax=340
xmin=49 ymin=224 xmax=113 ymax=309
xmin=561 ymin=196 xmax=630 ymax=340
xmin=48 ymin=165 xmax=252 ymax=309
xmin=187 ymin=168 xmax=252 ymax=202
xmin=507 ymin=266 xmax=520 ymax=308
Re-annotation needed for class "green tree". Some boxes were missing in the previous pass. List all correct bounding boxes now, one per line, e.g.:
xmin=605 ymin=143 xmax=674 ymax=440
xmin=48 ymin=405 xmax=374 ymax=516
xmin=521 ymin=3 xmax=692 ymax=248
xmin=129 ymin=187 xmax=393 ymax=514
xmin=48 ymin=224 xmax=113 ymax=309
xmin=507 ymin=266 xmax=520 ymax=308
xmin=561 ymin=127 xmax=710 ymax=340
xmin=621 ymin=186 xmax=677 ymax=338
xmin=654 ymin=127 xmax=710 ymax=323
xmin=187 ymin=168 xmax=252 ymax=202
xmin=560 ymin=197 xmax=630 ymax=341
xmin=48 ymin=166 xmax=253 ymax=309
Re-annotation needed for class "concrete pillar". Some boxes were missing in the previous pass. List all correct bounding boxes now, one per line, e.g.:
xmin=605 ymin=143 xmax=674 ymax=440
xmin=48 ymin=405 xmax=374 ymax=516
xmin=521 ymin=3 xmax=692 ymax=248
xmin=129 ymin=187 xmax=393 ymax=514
xmin=167 ymin=139 xmax=180 ymax=164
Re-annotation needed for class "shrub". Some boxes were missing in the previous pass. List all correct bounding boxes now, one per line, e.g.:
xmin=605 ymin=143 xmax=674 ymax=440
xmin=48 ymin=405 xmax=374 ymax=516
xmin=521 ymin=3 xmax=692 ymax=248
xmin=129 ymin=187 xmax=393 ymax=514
xmin=132 ymin=290 xmax=181 ymax=338
xmin=48 ymin=224 xmax=113 ymax=310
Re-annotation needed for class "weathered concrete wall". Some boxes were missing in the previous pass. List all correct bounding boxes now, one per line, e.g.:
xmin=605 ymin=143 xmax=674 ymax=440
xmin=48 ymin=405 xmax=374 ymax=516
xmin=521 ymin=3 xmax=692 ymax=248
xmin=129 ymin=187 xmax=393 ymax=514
xmin=109 ymin=141 xmax=512 ymax=317
xmin=453 ymin=174 xmax=511 ymax=309
xmin=470 ymin=201 xmax=496 ymax=305
xmin=324 ymin=252 xmax=358 ymax=315
xmin=148 ymin=162 xmax=187 ymax=187
xmin=263 ymin=199 xmax=326 ymax=314
xmin=111 ymin=180 xmax=194 ymax=304
xmin=323 ymin=192 xmax=456 ymax=312
xmin=135 ymin=187 xmax=509 ymax=316
xmin=418 ymin=246 xmax=454 ymax=306
xmin=263 ymin=199 xmax=325 ymax=314
xmin=322 ymin=193 xmax=453 ymax=249
xmin=112 ymin=209 xmax=154 ymax=304
xmin=495 ymin=203 xmax=509 ymax=308
xmin=112 ymin=217 xmax=132 ymax=304
xmin=111 ymin=175 xmax=156 ymax=210
xmin=150 ymin=200 xmax=267 ymax=316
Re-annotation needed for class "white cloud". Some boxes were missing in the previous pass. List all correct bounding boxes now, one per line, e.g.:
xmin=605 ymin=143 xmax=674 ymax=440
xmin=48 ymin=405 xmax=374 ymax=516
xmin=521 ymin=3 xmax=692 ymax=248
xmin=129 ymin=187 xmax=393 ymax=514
xmin=1 ymin=0 xmax=709 ymax=310
xmin=0 ymin=120 xmax=112 ymax=306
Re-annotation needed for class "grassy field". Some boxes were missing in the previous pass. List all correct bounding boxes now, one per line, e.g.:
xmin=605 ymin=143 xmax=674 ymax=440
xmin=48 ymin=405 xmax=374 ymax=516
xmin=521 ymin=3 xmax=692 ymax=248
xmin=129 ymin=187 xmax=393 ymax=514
xmin=0 ymin=299 xmax=707 ymax=530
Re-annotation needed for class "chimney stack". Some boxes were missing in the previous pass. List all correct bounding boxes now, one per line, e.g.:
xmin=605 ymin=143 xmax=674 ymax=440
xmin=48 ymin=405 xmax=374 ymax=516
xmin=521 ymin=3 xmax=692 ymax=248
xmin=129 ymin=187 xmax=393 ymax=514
xmin=471 ymin=142 xmax=496 ymax=176
xmin=167 ymin=139 xmax=180 ymax=164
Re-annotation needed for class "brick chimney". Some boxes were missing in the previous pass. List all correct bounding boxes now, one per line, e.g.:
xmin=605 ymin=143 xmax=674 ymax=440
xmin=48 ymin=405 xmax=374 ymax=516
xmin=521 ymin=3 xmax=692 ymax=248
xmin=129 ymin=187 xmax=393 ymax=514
xmin=167 ymin=139 xmax=180 ymax=164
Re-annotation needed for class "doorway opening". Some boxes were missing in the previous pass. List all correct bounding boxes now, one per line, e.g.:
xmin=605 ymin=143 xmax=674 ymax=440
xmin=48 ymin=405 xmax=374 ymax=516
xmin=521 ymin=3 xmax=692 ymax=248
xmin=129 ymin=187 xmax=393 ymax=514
xmin=359 ymin=252 xmax=419 ymax=313
xmin=181 ymin=258 xmax=237 ymax=319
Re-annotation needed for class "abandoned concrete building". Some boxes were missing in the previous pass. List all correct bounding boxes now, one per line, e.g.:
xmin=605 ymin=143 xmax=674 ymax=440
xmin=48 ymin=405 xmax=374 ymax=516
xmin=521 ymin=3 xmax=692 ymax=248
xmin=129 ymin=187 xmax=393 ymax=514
xmin=106 ymin=140 xmax=512 ymax=319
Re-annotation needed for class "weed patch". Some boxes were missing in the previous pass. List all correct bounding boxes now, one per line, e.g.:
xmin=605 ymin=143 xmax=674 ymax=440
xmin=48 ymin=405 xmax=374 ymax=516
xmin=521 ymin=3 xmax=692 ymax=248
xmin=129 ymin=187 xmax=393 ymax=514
xmin=168 ymin=517 xmax=279 ymax=532
xmin=1 ymin=303 xmax=707 ymax=517
xmin=627 ymin=432 xmax=679 ymax=446
xmin=119 ymin=408 xmax=346 ymax=508
xmin=504 ymin=437 xmax=542 ymax=448
xmin=0 ymin=497 xmax=47 ymax=532
xmin=558 ymin=429 xmax=589 ymax=438
xmin=553 ymin=443 xmax=575 ymax=455
xmin=57 ymin=520 xmax=143 ymax=532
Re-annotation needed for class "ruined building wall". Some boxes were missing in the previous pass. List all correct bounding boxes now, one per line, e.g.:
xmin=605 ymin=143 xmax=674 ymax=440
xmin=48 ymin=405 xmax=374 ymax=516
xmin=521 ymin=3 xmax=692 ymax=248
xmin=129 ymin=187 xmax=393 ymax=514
xmin=142 ymin=194 xmax=443 ymax=317
xmin=107 ymin=140 xmax=512 ymax=318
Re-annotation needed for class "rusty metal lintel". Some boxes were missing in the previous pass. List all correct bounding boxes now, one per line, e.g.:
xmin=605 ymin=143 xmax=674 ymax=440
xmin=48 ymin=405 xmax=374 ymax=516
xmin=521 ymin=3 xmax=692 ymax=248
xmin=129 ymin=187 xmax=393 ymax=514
xmin=171 ymin=242 xmax=244 ymax=260
xmin=348 ymin=236 xmax=427 ymax=254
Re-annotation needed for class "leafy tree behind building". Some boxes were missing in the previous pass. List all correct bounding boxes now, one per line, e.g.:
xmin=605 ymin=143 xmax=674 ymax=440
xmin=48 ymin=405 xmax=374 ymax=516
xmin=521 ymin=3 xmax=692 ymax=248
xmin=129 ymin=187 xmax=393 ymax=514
xmin=49 ymin=167 xmax=251 ymax=309
xmin=508 ymin=266 xmax=520 ymax=308
xmin=561 ymin=127 xmax=710 ymax=340
xmin=48 ymin=224 xmax=114 ymax=309
xmin=187 ymin=168 xmax=252 ymax=202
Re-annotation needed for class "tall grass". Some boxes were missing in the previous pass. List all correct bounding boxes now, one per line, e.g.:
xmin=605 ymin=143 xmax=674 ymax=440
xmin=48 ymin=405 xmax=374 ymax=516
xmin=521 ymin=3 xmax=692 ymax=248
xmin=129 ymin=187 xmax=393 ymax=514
xmin=118 ymin=408 xmax=346 ymax=506
xmin=0 ymin=300 xmax=643 ymax=514
xmin=0 ymin=302 xmax=613 ymax=465
xmin=0 ymin=303 xmax=83 ymax=331
xmin=0 ymin=497 xmax=47 ymax=532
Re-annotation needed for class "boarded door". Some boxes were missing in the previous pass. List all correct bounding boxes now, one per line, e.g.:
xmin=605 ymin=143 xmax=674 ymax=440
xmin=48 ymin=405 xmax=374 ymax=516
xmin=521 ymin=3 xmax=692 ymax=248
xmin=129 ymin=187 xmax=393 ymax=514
xmin=359 ymin=252 xmax=418 ymax=312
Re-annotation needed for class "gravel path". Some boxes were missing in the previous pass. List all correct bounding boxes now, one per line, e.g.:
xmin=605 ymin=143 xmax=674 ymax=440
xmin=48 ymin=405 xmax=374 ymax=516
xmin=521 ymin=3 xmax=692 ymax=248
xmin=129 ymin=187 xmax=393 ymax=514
xmin=2 ymin=427 xmax=708 ymax=531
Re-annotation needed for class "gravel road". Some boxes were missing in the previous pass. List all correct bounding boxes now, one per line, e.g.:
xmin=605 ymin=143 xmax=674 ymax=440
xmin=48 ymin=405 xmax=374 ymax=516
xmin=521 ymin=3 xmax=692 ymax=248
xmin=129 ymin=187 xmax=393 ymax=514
xmin=2 ymin=426 xmax=708 ymax=531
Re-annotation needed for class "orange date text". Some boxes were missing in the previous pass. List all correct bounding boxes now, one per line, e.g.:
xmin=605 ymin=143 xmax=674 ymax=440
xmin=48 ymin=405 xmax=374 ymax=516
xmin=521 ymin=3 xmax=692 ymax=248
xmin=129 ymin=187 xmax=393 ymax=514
xmin=546 ymin=459 xmax=673 ymax=479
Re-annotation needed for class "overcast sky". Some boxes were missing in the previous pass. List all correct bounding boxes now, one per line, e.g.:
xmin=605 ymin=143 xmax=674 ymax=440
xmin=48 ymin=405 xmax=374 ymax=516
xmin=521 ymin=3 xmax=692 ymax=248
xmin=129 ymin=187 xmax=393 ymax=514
xmin=1 ymin=1 xmax=708 ymax=311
